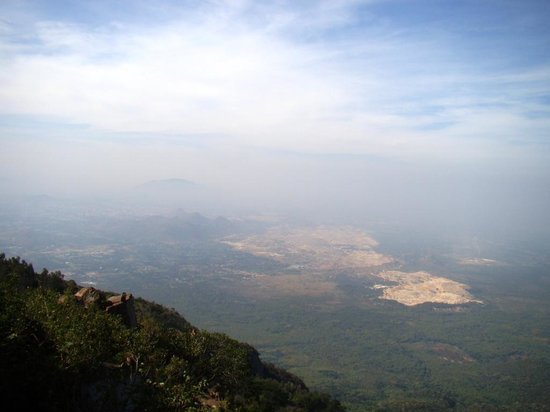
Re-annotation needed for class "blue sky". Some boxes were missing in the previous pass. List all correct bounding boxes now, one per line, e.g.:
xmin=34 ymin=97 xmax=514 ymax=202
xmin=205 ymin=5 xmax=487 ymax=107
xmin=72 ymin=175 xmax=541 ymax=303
xmin=1 ymin=0 xmax=549 ymax=196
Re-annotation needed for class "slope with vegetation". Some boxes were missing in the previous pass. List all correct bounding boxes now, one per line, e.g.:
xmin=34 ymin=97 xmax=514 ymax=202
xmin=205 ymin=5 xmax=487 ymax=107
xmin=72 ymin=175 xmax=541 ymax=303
xmin=0 ymin=253 xmax=344 ymax=411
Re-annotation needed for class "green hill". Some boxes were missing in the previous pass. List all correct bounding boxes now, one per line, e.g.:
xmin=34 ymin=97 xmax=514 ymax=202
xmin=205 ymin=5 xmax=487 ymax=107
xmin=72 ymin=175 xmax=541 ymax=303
xmin=0 ymin=253 xmax=344 ymax=411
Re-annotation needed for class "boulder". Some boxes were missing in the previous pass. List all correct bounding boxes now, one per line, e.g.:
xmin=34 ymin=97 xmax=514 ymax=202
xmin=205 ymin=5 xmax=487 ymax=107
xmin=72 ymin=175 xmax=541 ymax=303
xmin=74 ymin=287 xmax=100 ymax=307
xmin=105 ymin=292 xmax=137 ymax=328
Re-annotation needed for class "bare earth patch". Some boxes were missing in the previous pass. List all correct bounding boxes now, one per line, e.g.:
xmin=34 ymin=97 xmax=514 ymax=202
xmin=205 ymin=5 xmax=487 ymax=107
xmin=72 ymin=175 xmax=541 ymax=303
xmin=222 ymin=226 xmax=482 ymax=307
xmin=223 ymin=226 xmax=392 ymax=271
xmin=375 ymin=270 xmax=483 ymax=306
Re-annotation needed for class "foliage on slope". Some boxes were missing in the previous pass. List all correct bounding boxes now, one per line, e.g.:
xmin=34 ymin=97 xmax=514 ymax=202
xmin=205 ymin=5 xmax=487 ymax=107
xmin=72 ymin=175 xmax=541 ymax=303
xmin=0 ymin=253 xmax=344 ymax=411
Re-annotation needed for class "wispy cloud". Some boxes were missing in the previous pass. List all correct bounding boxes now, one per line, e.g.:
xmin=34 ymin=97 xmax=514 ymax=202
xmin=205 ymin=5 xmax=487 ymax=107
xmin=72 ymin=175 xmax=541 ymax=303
xmin=0 ymin=0 xmax=549 ymax=162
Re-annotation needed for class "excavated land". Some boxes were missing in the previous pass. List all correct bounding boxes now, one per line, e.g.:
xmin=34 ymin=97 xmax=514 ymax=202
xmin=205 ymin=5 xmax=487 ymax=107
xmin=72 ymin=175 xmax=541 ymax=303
xmin=223 ymin=226 xmax=482 ymax=306
xmin=223 ymin=226 xmax=392 ymax=270
xmin=375 ymin=270 xmax=483 ymax=306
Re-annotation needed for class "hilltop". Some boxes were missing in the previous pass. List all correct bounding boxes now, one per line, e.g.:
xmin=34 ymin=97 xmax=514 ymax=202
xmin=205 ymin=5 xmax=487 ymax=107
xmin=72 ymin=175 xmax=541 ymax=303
xmin=135 ymin=178 xmax=198 ymax=191
xmin=0 ymin=253 xmax=344 ymax=411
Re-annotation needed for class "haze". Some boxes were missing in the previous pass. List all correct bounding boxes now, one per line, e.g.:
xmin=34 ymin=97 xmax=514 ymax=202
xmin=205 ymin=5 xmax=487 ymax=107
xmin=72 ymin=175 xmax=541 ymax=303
xmin=1 ymin=0 xmax=549 ymax=240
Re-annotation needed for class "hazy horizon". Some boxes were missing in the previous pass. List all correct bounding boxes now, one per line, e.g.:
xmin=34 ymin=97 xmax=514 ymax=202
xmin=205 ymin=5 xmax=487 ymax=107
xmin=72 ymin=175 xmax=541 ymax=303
xmin=1 ymin=0 xmax=549 ymax=238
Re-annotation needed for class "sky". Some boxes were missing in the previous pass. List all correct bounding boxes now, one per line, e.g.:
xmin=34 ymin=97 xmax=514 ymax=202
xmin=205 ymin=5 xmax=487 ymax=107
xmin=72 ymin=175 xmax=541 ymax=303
xmin=0 ymin=0 xmax=549 ymax=232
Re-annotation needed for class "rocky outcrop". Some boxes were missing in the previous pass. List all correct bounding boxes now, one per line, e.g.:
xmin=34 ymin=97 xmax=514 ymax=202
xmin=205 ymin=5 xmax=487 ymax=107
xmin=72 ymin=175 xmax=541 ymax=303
xmin=71 ymin=287 xmax=137 ymax=328
xmin=105 ymin=293 xmax=137 ymax=328
xmin=74 ymin=287 xmax=101 ymax=307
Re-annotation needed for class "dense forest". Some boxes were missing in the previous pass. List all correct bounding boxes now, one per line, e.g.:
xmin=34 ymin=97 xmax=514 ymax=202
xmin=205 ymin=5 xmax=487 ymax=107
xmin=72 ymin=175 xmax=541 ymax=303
xmin=0 ymin=253 xmax=344 ymax=411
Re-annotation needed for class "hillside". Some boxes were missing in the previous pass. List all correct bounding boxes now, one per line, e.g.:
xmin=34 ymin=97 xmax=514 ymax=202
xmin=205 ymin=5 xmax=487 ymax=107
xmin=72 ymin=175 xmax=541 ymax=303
xmin=0 ymin=253 xmax=344 ymax=411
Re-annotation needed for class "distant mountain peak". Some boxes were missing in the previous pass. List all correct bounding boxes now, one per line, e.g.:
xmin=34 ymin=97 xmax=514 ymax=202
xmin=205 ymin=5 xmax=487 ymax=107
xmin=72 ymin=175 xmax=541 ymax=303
xmin=136 ymin=178 xmax=197 ymax=189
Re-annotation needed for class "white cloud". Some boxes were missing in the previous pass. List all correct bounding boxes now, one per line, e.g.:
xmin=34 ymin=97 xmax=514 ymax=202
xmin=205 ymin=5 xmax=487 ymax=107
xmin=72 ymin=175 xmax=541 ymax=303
xmin=0 ymin=0 xmax=549 ymax=162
